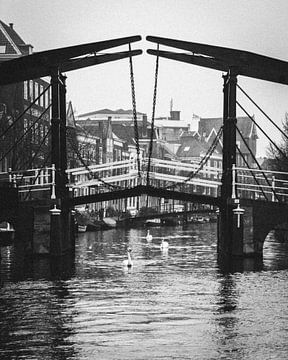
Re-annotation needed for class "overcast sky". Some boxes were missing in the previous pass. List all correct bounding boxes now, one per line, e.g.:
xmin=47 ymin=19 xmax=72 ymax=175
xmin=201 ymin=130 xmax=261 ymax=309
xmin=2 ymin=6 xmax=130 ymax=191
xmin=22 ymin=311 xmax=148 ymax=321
xmin=1 ymin=0 xmax=288 ymax=157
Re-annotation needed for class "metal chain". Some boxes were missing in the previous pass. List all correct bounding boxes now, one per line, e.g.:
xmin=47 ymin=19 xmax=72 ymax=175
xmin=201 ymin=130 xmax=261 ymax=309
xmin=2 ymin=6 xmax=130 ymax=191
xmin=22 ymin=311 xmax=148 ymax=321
xmin=147 ymin=43 xmax=159 ymax=186
xmin=66 ymin=128 xmax=120 ymax=190
xmin=165 ymin=126 xmax=223 ymax=189
xmin=128 ymin=43 xmax=141 ymax=179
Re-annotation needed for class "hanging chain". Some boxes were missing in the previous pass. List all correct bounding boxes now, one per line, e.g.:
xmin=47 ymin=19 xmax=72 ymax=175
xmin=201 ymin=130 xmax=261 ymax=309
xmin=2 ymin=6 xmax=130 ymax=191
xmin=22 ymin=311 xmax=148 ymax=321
xmin=146 ymin=43 xmax=159 ymax=186
xmin=128 ymin=43 xmax=141 ymax=179
xmin=165 ymin=126 xmax=223 ymax=189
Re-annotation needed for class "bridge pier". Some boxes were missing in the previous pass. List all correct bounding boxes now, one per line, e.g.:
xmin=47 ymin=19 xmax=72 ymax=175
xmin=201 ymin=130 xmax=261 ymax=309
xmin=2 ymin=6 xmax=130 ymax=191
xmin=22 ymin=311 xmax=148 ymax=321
xmin=49 ymin=204 xmax=75 ymax=256
xmin=218 ymin=199 xmax=248 ymax=260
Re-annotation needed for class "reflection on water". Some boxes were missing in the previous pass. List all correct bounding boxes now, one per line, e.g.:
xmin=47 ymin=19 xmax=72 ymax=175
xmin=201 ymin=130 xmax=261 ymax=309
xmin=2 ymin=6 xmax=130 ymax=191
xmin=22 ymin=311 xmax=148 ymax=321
xmin=0 ymin=223 xmax=288 ymax=359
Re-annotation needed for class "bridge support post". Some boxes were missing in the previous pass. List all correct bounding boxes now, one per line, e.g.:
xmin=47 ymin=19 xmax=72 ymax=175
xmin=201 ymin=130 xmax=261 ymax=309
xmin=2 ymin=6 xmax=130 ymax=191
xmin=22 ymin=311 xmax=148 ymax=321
xmin=49 ymin=205 xmax=62 ymax=256
xmin=218 ymin=70 xmax=240 ymax=260
xmin=49 ymin=70 xmax=75 ymax=256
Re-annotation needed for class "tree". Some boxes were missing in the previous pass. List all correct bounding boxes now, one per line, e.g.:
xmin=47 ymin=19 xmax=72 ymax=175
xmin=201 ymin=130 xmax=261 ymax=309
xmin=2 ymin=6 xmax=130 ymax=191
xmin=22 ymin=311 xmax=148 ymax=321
xmin=266 ymin=112 xmax=288 ymax=173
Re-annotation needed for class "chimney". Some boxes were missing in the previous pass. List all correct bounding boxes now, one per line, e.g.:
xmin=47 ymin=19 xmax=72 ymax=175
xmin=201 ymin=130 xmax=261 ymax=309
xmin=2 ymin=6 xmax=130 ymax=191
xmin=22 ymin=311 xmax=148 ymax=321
xmin=170 ymin=110 xmax=180 ymax=120
xmin=98 ymin=121 xmax=104 ymax=139
xmin=9 ymin=23 xmax=14 ymax=30
xmin=142 ymin=114 xmax=147 ymax=138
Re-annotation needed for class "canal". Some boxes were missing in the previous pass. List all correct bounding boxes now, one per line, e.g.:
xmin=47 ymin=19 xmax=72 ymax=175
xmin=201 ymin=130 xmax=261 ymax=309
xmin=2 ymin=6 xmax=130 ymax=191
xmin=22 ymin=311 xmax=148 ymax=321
xmin=0 ymin=223 xmax=288 ymax=359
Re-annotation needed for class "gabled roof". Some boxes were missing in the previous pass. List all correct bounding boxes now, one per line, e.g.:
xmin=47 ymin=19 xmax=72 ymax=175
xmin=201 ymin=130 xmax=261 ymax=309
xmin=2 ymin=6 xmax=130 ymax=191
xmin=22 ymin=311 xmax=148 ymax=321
xmin=66 ymin=101 xmax=77 ymax=128
xmin=176 ymin=133 xmax=209 ymax=158
xmin=0 ymin=20 xmax=28 ymax=58
xmin=198 ymin=116 xmax=258 ymax=139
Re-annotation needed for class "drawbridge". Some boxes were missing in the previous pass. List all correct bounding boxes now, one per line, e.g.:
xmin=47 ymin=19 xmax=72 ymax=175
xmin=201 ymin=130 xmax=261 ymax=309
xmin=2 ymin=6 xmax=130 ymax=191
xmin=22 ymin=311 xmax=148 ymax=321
xmin=1 ymin=34 xmax=288 ymax=261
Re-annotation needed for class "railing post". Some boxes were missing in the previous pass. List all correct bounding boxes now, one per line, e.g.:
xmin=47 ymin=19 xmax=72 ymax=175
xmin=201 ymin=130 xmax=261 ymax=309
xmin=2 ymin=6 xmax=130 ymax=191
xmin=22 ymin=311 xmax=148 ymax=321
xmin=51 ymin=164 xmax=56 ymax=200
xmin=12 ymin=173 xmax=17 ymax=188
xmin=272 ymin=176 xmax=275 ymax=202
xmin=8 ymin=167 xmax=12 ymax=183
xmin=232 ymin=164 xmax=236 ymax=199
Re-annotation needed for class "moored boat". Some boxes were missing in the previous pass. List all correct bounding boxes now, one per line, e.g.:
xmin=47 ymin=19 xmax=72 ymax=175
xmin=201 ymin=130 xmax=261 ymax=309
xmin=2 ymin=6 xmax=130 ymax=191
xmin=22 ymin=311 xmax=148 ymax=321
xmin=145 ymin=218 xmax=161 ymax=226
xmin=77 ymin=224 xmax=87 ymax=232
xmin=102 ymin=217 xmax=117 ymax=228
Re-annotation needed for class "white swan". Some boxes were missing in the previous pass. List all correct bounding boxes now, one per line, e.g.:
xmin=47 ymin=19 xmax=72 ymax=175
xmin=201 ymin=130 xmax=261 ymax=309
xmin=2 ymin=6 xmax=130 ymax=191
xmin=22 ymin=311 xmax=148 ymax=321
xmin=160 ymin=238 xmax=169 ymax=250
xmin=146 ymin=229 xmax=153 ymax=242
xmin=123 ymin=247 xmax=133 ymax=267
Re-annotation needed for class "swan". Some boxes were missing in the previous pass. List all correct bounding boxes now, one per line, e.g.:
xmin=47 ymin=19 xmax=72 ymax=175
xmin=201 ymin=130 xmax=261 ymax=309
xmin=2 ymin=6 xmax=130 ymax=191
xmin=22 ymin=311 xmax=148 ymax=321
xmin=160 ymin=238 xmax=169 ymax=250
xmin=146 ymin=229 xmax=153 ymax=242
xmin=123 ymin=247 xmax=133 ymax=267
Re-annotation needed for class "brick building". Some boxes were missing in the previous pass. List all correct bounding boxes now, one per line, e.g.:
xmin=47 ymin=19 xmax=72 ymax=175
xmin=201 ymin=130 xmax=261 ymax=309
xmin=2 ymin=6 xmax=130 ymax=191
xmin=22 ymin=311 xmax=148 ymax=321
xmin=0 ymin=20 xmax=51 ymax=171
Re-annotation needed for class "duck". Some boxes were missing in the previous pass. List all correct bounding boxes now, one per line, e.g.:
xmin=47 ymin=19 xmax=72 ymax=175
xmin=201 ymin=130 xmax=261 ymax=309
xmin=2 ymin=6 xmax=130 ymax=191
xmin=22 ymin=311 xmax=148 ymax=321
xmin=146 ymin=229 xmax=153 ymax=242
xmin=160 ymin=238 xmax=169 ymax=250
xmin=123 ymin=247 xmax=133 ymax=267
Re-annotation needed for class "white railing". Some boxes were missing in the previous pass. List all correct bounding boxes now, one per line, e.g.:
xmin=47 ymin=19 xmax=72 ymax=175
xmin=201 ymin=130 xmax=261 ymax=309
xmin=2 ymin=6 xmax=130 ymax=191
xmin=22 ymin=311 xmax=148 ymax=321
xmin=68 ymin=157 xmax=222 ymax=198
xmin=0 ymin=165 xmax=55 ymax=199
xmin=3 ymin=160 xmax=288 ymax=204
xmin=233 ymin=165 xmax=288 ymax=202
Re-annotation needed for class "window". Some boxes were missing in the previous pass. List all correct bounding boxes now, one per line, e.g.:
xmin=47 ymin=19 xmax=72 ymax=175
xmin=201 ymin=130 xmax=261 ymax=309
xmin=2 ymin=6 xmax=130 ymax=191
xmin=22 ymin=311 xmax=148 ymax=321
xmin=40 ymin=124 xmax=44 ymax=139
xmin=0 ymin=45 xmax=6 ymax=53
xmin=23 ymin=81 xmax=28 ymax=100
xmin=24 ymin=118 xmax=28 ymax=132
xmin=184 ymin=146 xmax=190 ymax=152
xmin=39 ymin=85 xmax=44 ymax=106
xmin=34 ymin=82 xmax=39 ymax=104
xmin=45 ymin=88 xmax=50 ymax=107
xmin=29 ymin=81 xmax=34 ymax=101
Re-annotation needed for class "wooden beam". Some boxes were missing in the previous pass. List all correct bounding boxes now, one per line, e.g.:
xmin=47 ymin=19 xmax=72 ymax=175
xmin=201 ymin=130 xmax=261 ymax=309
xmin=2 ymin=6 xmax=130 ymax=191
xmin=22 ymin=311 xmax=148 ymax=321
xmin=147 ymin=35 xmax=288 ymax=85
xmin=0 ymin=35 xmax=142 ymax=85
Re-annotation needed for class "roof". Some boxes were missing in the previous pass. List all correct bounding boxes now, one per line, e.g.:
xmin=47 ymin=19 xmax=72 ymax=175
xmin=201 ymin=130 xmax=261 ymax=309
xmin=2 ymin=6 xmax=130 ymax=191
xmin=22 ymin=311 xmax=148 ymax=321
xmin=176 ymin=134 xmax=209 ymax=158
xmin=198 ymin=116 xmax=258 ymax=139
xmin=78 ymin=108 xmax=145 ymax=118
xmin=0 ymin=20 xmax=28 ymax=58
xmin=66 ymin=101 xmax=77 ymax=128
xmin=154 ymin=118 xmax=192 ymax=129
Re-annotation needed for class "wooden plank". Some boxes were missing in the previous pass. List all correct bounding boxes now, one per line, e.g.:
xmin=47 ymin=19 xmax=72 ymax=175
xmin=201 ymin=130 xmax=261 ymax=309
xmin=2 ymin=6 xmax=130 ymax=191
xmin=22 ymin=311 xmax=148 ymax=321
xmin=147 ymin=35 xmax=288 ymax=85
xmin=0 ymin=35 xmax=142 ymax=85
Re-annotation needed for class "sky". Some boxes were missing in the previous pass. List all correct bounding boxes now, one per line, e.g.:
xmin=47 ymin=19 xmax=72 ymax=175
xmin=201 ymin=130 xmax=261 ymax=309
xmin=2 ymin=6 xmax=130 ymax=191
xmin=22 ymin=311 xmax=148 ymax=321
xmin=1 ymin=0 xmax=288 ymax=157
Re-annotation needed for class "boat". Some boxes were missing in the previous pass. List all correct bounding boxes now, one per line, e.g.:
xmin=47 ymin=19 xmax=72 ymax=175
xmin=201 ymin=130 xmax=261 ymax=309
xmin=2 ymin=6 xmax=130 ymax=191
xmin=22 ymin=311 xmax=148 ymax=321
xmin=145 ymin=218 xmax=161 ymax=226
xmin=77 ymin=224 xmax=87 ymax=232
xmin=102 ymin=217 xmax=117 ymax=228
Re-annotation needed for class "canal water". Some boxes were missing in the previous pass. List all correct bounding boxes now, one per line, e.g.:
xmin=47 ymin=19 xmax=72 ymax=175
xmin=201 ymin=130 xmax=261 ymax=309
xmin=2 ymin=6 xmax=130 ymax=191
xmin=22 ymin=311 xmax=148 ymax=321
xmin=1 ymin=223 xmax=288 ymax=359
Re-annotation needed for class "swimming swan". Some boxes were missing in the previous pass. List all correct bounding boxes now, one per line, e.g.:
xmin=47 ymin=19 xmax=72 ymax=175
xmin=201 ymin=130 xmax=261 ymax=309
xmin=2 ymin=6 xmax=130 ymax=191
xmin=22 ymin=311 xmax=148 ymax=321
xmin=160 ymin=238 xmax=169 ymax=250
xmin=123 ymin=248 xmax=133 ymax=267
xmin=146 ymin=230 xmax=153 ymax=242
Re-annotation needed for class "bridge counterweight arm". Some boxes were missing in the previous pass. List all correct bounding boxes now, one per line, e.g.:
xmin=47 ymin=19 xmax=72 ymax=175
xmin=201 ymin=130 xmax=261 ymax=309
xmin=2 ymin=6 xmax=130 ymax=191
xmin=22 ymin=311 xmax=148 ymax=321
xmin=0 ymin=35 xmax=142 ymax=85
xmin=146 ymin=35 xmax=288 ymax=85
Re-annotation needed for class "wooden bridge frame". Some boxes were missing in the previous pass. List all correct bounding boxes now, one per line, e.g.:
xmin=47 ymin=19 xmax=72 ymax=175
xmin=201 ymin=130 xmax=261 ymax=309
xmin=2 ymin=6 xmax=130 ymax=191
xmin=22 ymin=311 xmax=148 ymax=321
xmin=2 ymin=34 xmax=288 ymax=260
xmin=146 ymin=35 xmax=288 ymax=261
xmin=0 ymin=36 xmax=142 ymax=256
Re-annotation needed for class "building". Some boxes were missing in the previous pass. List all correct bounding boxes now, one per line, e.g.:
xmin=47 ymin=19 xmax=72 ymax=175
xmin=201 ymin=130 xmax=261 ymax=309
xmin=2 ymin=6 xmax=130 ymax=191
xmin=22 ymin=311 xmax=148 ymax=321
xmin=198 ymin=116 xmax=258 ymax=168
xmin=0 ymin=20 xmax=51 ymax=172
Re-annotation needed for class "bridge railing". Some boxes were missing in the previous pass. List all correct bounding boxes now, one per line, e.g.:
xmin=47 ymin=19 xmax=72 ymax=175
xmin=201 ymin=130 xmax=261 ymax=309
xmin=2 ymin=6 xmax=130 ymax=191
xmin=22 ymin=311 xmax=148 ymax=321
xmin=234 ymin=165 xmax=288 ymax=202
xmin=67 ymin=157 xmax=222 ymax=193
xmin=0 ymin=165 xmax=55 ymax=200
xmin=66 ymin=158 xmax=139 ymax=184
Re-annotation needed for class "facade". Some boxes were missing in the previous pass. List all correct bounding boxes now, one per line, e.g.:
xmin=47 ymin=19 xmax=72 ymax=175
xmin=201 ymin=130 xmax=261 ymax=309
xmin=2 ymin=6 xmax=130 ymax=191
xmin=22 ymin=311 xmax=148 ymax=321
xmin=198 ymin=116 xmax=258 ymax=168
xmin=0 ymin=20 xmax=51 ymax=172
xmin=72 ymin=107 xmax=258 ymax=214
